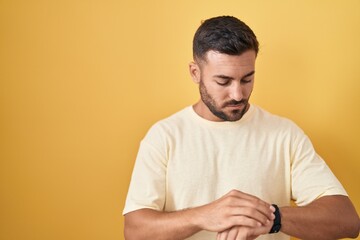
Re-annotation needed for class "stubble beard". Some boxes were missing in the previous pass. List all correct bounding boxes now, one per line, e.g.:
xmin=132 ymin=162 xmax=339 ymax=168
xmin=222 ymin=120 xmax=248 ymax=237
xmin=199 ymin=80 xmax=249 ymax=122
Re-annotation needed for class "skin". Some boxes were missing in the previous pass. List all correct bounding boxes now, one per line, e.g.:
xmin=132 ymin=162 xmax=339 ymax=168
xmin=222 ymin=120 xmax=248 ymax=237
xmin=124 ymin=50 xmax=360 ymax=240
xmin=189 ymin=50 xmax=256 ymax=122
xmin=280 ymin=195 xmax=359 ymax=240
xmin=216 ymin=196 xmax=360 ymax=240
xmin=124 ymin=190 xmax=275 ymax=240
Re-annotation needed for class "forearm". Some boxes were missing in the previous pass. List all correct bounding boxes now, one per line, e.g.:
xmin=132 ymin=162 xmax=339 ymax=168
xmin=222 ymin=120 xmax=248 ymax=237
xmin=124 ymin=208 xmax=200 ymax=240
xmin=280 ymin=195 xmax=360 ymax=240
xmin=124 ymin=190 xmax=275 ymax=240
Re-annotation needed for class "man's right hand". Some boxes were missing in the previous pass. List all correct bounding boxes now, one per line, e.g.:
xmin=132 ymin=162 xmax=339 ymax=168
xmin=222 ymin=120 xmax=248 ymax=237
xmin=124 ymin=189 xmax=275 ymax=240
xmin=191 ymin=189 xmax=275 ymax=233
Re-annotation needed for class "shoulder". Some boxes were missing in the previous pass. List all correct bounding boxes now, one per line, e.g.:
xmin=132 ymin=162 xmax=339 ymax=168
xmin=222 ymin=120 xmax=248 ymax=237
xmin=142 ymin=106 xmax=193 ymax=142
xmin=252 ymin=105 xmax=297 ymax=126
xmin=251 ymin=105 xmax=305 ymax=137
xmin=150 ymin=106 xmax=192 ymax=131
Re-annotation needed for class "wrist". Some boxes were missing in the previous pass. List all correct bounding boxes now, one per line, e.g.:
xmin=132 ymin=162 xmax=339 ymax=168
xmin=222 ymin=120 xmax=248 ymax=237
xmin=187 ymin=206 xmax=205 ymax=231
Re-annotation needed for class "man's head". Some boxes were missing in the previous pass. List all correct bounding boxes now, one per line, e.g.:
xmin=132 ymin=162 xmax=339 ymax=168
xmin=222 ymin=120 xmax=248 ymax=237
xmin=190 ymin=16 xmax=258 ymax=122
xmin=193 ymin=16 xmax=259 ymax=63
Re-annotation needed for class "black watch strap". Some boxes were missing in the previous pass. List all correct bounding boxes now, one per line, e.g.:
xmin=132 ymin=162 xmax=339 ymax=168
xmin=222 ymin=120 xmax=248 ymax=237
xmin=269 ymin=204 xmax=281 ymax=234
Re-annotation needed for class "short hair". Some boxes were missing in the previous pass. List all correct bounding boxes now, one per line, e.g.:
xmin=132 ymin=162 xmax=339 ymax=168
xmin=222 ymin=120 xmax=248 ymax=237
xmin=193 ymin=16 xmax=259 ymax=62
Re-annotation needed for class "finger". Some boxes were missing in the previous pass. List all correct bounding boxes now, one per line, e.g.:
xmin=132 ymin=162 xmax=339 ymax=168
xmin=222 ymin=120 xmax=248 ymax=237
xmin=234 ymin=195 xmax=274 ymax=218
xmin=229 ymin=215 xmax=262 ymax=228
xmin=228 ymin=190 xmax=274 ymax=213
xmin=235 ymin=229 xmax=244 ymax=240
xmin=235 ymin=227 xmax=252 ymax=240
xmin=225 ymin=193 xmax=275 ymax=222
xmin=217 ymin=230 xmax=229 ymax=240
xmin=230 ymin=206 xmax=272 ymax=225
xmin=227 ymin=227 xmax=239 ymax=240
xmin=250 ymin=220 xmax=273 ymax=236
xmin=227 ymin=189 xmax=270 ymax=203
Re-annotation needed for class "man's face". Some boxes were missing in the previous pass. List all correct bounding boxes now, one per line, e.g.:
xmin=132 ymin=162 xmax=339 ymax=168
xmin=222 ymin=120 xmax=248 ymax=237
xmin=191 ymin=50 xmax=256 ymax=122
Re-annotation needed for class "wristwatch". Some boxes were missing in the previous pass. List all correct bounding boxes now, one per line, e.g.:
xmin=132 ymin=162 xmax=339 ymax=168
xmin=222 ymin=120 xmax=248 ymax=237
xmin=269 ymin=204 xmax=281 ymax=234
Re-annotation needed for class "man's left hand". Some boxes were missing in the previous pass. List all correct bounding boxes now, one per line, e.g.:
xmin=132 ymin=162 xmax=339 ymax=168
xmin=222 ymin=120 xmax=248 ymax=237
xmin=217 ymin=220 xmax=273 ymax=240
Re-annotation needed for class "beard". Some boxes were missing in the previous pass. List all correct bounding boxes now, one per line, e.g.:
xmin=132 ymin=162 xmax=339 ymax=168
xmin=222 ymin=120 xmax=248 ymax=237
xmin=199 ymin=80 xmax=250 ymax=122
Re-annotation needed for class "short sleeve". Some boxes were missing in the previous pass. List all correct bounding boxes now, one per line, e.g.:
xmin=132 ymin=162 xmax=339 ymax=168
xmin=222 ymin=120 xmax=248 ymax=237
xmin=123 ymin=134 xmax=168 ymax=215
xmin=291 ymin=129 xmax=347 ymax=206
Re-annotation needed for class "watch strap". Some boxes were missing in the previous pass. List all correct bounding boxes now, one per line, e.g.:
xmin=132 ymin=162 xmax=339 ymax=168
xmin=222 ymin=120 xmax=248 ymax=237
xmin=269 ymin=204 xmax=281 ymax=234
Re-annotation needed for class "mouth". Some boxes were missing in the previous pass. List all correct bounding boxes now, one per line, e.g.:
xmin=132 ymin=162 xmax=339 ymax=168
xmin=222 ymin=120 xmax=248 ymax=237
xmin=226 ymin=103 xmax=245 ymax=109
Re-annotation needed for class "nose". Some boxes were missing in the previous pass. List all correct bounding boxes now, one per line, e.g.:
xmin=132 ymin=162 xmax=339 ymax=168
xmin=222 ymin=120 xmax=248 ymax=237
xmin=229 ymin=82 xmax=243 ymax=101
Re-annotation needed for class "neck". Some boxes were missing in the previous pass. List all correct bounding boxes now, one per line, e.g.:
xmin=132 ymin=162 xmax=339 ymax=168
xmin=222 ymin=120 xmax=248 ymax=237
xmin=192 ymin=100 xmax=223 ymax=122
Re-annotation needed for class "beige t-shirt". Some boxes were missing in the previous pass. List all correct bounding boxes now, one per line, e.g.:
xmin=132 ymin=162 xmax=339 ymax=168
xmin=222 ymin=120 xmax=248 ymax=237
xmin=123 ymin=105 xmax=347 ymax=240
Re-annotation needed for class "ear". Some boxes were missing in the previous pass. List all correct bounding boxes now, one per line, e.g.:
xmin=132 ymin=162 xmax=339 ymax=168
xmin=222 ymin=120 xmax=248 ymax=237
xmin=189 ymin=61 xmax=201 ymax=84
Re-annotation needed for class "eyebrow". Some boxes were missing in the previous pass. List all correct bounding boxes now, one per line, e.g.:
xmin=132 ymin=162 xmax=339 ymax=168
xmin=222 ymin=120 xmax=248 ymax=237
xmin=213 ymin=71 xmax=255 ymax=80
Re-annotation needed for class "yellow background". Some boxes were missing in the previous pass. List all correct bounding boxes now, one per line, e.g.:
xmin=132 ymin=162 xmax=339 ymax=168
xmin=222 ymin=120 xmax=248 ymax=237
xmin=0 ymin=1 xmax=359 ymax=239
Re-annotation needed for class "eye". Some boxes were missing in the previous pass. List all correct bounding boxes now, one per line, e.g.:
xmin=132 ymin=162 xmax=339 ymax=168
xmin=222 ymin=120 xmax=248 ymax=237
xmin=241 ymin=78 xmax=252 ymax=84
xmin=216 ymin=81 xmax=230 ymax=86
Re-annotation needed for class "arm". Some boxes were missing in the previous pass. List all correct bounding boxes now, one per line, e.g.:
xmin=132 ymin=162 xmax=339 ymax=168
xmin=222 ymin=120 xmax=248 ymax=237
xmin=281 ymin=195 xmax=360 ymax=239
xmin=124 ymin=190 xmax=275 ymax=240
xmin=216 ymin=195 xmax=359 ymax=240
xmin=124 ymin=208 xmax=200 ymax=240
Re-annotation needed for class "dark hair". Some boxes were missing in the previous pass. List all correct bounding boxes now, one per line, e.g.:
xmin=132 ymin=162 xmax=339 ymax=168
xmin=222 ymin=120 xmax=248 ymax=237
xmin=193 ymin=16 xmax=259 ymax=62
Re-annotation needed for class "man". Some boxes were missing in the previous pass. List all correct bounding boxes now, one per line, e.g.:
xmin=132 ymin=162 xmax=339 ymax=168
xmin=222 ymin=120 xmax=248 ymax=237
xmin=123 ymin=16 xmax=359 ymax=240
